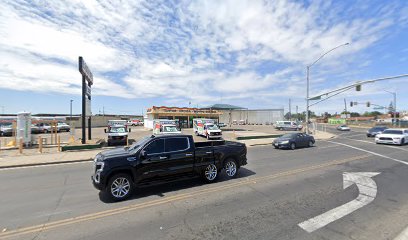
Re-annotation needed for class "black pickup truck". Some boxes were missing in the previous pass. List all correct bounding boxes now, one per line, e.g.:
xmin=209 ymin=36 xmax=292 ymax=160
xmin=92 ymin=134 xmax=247 ymax=201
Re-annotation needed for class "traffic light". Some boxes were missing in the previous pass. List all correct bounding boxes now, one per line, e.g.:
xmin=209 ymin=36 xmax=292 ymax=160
xmin=356 ymin=85 xmax=361 ymax=91
xmin=350 ymin=102 xmax=353 ymax=107
xmin=366 ymin=102 xmax=370 ymax=107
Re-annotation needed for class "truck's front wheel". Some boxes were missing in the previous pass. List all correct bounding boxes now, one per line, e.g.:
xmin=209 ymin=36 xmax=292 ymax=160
xmin=224 ymin=159 xmax=238 ymax=178
xmin=107 ymin=173 xmax=134 ymax=201
xmin=203 ymin=164 xmax=218 ymax=182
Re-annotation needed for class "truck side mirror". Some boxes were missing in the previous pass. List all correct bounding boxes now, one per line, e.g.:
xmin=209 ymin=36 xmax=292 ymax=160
xmin=104 ymin=129 xmax=107 ymax=133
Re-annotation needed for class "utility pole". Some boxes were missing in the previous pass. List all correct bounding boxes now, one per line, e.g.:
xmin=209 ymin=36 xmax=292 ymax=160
xmin=289 ymin=99 xmax=292 ymax=120
xmin=344 ymin=98 xmax=348 ymax=117
xmin=70 ymin=100 xmax=73 ymax=120
xmin=296 ymin=105 xmax=298 ymax=120
xmin=385 ymin=90 xmax=397 ymax=126
xmin=103 ymin=106 xmax=105 ymax=116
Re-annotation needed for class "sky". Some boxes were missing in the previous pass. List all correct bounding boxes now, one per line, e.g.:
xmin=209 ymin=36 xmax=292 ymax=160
xmin=0 ymin=0 xmax=408 ymax=116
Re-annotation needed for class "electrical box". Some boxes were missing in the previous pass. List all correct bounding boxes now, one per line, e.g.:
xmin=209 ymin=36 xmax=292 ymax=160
xmin=17 ymin=112 xmax=31 ymax=146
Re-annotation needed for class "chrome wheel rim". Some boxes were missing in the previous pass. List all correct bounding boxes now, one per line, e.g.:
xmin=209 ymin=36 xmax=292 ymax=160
xmin=291 ymin=143 xmax=295 ymax=149
xmin=111 ymin=177 xmax=130 ymax=198
xmin=309 ymin=141 xmax=313 ymax=147
xmin=225 ymin=161 xmax=237 ymax=177
xmin=205 ymin=164 xmax=217 ymax=181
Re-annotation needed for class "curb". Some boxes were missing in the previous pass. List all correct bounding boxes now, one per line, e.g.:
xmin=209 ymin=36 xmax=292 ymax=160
xmin=0 ymin=158 xmax=93 ymax=169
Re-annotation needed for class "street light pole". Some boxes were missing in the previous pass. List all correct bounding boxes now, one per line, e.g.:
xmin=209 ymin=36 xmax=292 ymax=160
xmin=305 ymin=42 xmax=349 ymax=133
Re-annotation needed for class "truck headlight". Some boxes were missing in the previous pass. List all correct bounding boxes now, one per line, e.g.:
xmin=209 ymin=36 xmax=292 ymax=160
xmin=281 ymin=140 xmax=289 ymax=144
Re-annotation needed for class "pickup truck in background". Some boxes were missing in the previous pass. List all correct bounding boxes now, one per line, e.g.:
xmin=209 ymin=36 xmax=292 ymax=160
xmin=92 ymin=134 xmax=247 ymax=201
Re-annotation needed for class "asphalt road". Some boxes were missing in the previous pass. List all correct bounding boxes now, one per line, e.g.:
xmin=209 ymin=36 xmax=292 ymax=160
xmin=0 ymin=128 xmax=408 ymax=240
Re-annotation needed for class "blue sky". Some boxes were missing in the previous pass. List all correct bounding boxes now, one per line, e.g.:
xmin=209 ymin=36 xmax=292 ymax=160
xmin=0 ymin=0 xmax=407 ymax=115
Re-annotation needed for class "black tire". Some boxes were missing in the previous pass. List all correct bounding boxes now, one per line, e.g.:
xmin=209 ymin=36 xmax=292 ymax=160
xmin=400 ymin=139 xmax=405 ymax=146
xmin=224 ymin=158 xmax=238 ymax=178
xmin=274 ymin=146 xmax=279 ymax=149
xmin=106 ymin=173 xmax=134 ymax=201
xmin=308 ymin=140 xmax=314 ymax=147
xmin=202 ymin=164 xmax=218 ymax=183
xmin=290 ymin=142 xmax=296 ymax=150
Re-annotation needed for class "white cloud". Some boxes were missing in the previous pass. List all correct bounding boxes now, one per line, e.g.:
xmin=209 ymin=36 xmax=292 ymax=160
xmin=0 ymin=0 xmax=406 ymax=112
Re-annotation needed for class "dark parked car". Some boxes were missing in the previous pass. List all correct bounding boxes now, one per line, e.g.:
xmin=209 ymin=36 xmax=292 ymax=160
xmin=273 ymin=133 xmax=315 ymax=150
xmin=366 ymin=126 xmax=388 ymax=137
xmin=92 ymin=134 xmax=248 ymax=201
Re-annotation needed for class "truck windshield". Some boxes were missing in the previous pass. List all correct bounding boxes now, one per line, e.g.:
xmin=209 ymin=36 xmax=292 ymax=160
xmin=110 ymin=127 xmax=126 ymax=133
xmin=163 ymin=126 xmax=179 ymax=132
xmin=206 ymin=124 xmax=219 ymax=130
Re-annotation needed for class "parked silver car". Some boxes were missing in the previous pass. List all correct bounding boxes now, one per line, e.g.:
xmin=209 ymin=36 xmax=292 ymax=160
xmin=57 ymin=122 xmax=70 ymax=132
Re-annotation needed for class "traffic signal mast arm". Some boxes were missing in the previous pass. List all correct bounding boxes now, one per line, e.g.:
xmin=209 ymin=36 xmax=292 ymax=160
xmin=307 ymin=74 xmax=408 ymax=107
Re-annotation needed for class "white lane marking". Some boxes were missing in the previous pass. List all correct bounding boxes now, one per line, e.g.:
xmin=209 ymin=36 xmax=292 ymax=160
xmin=298 ymin=172 xmax=380 ymax=233
xmin=343 ymin=138 xmax=408 ymax=152
xmin=394 ymin=225 xmax=408 ymax=240
xmin=0 ymin=161 xmax=91 ymax=171
xmin=327 ymin=141 xmax=408 ymax=166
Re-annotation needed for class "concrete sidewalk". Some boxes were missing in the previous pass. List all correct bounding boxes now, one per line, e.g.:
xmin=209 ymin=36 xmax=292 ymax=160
xmin=0 ymin=130 xmax=337 ymax=168
xmin=0 ymin=149 xmax=100 ymax=169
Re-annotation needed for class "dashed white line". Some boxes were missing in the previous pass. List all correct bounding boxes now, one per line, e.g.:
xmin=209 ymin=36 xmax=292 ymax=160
xmin=327 ymin=141 xmax=408 ymax=166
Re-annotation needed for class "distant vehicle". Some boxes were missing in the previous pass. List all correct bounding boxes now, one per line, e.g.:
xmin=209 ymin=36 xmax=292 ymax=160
xmin=218 ymin=122 xmax=227 ymax=128
xmin=0 ymin=124 xmax=13 ymax=136
xmin=153 ymin=119 xmax=181 ymax=135
xmin=366 ymin=126 xmax=388 ymax=137
xmin=273 ymin=133 xmax=315 ymax=150
xmin=127 ymin=119 xmax=143 ymax=126
xmin=31 ymin=124 xmax=41 ymax=134
xmin=336 ymin=125 xmax=350 ymax=131
xmin=193 ymin=118 xmax=222 ymax=140
xmin=57 ymin=122 xmax=70 ymax=132
xmin=105 ymin=120 xmax=130 ymax=146
xmin=37 ymin=123 xmax=53 ymax=133
xmin=274 ymin=121 xmax=303 ymax=131
xmin=91 ymin=134 xmax=247 ymax=201
xmin=375 ymin=129 xmax=408 ymax=145
xmin=239 ymin=120 xmax=246 ymax=125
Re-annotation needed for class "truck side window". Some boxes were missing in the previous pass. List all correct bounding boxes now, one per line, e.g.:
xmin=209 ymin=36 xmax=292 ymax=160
xmin=144 ymin=139 xmax=165 ymax=155
xmin=165 ymin=137 xmax=189 ymax=152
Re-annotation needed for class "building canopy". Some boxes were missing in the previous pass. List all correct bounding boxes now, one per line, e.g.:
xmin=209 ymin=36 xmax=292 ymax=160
xmin=203 ymin=104 xmax=245 ymax=110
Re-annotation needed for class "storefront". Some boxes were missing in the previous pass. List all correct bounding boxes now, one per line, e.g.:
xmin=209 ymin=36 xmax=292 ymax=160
xmin=144 ymin=106 xmax=222 ymax=129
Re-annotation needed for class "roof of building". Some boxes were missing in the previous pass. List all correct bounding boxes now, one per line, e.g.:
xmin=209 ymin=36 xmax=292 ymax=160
xmin=203 ymin=104 xmax=245 ymax=110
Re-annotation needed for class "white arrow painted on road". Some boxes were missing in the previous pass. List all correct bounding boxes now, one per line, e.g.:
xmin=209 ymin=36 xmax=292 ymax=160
xmin=298 ymin=172 xmax=380 ymax=233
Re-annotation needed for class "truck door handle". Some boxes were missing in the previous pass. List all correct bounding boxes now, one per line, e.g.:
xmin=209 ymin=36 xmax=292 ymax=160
xmin=206 ymin=152 xmax=212 ymax=154
xmin=186 ymin=153 xmax=193 ymax=156
xmin=159 ymin=156 xmax=167 ymax=160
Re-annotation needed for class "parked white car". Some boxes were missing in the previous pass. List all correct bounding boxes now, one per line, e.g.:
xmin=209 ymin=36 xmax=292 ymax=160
xmin=375 ymin=129 xmax=408 ymax=145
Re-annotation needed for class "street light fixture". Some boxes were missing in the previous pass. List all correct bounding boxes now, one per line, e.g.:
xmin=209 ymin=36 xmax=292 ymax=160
xmin=306 ymin=42 xmax=349 ymax=133
xmin=384 ymin=90 xmax=397 ymax=126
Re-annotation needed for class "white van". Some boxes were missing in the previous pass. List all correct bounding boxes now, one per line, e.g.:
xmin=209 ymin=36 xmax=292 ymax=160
xmin=193 ymin=118 xmax=222 ymax=140
xmin=274 ymin=121 xmax=303 ymax=131
xmin=153 ymin=119 xmax=181 ymax=135
xmin=105 ymin=120 xmax=130 ymax=146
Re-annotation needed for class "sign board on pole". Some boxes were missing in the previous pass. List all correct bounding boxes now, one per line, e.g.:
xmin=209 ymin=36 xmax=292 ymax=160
xmin=86 ymin=98 xmax=92 ymax=117
xmin=79 ymin=57 xmax=93 ymax=85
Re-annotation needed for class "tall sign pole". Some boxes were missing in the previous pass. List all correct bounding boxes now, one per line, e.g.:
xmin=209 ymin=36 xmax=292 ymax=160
xmin=79 ymin=56 xmax=93 ymax=144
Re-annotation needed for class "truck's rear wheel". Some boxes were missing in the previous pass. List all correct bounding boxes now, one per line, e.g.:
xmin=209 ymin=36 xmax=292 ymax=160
xmin=224 ymin=158 xmax=238 ymax=178
xmin=203 ymin=164 xmax=218 ymax=182
xmin=107 ymin=173 xmax=134 ymax=201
